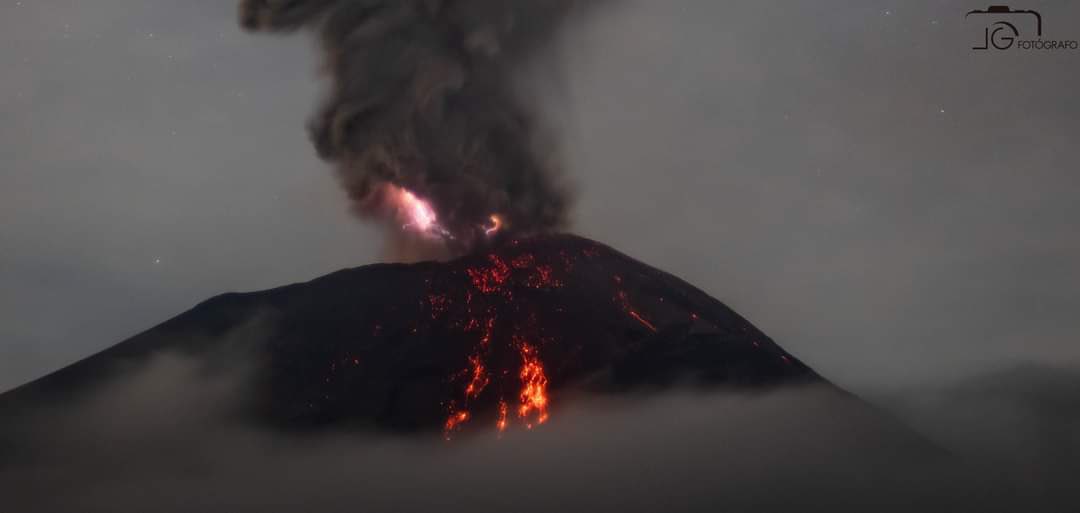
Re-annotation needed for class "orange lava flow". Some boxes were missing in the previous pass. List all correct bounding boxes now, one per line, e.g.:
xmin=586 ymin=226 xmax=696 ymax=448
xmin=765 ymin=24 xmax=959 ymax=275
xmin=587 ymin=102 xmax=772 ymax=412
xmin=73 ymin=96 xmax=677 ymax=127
xmin=628 ymin=311 xmax=657 ymax=332
xmin=516 ymin=340 xmax=550 ymax=428
xmin=444 ymin=410 xmax=470 ymax=435
xmin=615 ymin=287 xmax=658 ymax=333
xmin=466 ymin=255 xmax=511 ymax=294
xmin=464 ymin=354 xmax=489 ymax=399
xmin=440 ymin=249 xmax=577 ymax=437
xmin=428 ymin=293 xmax=450 ymax=320
xmin=496 ymin=400 xmax=509 ymax=433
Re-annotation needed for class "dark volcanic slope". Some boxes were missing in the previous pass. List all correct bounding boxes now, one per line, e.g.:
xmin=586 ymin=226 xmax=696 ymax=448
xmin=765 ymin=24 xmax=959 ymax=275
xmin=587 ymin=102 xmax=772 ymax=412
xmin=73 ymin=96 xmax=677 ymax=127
xmin=1 ymin=234 xmax=824 ymax=435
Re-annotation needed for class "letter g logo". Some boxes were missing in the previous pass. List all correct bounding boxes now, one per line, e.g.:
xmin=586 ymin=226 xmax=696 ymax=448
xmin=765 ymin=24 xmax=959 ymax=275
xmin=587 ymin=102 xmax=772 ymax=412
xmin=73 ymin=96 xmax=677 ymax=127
xmin=990 ymin=21 xmax=1019 ymax=49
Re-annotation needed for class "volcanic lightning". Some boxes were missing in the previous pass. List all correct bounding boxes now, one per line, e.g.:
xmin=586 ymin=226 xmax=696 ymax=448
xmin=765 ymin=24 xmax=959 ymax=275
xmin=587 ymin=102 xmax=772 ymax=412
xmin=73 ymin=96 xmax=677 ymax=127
xmin=484 ymin=215 xmax=504 ymax=237
xmin=387 ymin=185 xmax=451 ymax=240
xmin=239 ymin=0 xmax=582 ymax=258
xmin=385 ymin=184 xmax=510 ymax=248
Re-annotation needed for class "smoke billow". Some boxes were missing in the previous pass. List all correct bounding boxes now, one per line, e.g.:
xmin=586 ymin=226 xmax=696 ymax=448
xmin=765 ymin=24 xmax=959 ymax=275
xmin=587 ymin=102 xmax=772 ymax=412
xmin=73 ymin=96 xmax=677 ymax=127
xmin=5 ymin=349 xmax=1080 ymax=512
xmin=239 ymin=0 xmax=584 ymax=255
xmin=2 ymin=315 xmax=1077 ymax=512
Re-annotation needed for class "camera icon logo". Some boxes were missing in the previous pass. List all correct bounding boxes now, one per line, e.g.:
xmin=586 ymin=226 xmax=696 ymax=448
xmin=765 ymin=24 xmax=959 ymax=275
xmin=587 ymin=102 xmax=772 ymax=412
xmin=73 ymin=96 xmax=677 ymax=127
xmin=966 ymin=5 xmax=1042 ymax=50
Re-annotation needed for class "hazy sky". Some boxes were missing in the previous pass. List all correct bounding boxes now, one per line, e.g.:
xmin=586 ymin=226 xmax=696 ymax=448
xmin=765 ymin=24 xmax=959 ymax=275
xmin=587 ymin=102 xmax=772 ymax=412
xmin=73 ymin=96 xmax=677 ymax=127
xmin=2 ymin=0 xmax=1078 ymax=392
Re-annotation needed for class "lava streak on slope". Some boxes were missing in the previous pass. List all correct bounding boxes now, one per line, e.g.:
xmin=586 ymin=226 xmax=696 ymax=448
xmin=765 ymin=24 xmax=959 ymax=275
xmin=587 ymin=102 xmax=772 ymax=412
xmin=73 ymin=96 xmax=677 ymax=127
xmin=402 ymin=235 xmax=814 ymax=438
xmin=516 ymin=340 xmax=550 ymax=429
xmin=0 ymin=235 xmax=821 ymax=440
xmin=240 ymin=234 xmax=817 ymax=437
xmin=439 ymin=248 xmax=563 ymax=438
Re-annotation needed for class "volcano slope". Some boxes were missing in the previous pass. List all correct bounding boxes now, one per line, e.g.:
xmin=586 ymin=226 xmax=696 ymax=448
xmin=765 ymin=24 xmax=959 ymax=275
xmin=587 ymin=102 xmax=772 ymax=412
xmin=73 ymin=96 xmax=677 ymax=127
xmin=2 ymin=234 xmax=842 ymax=437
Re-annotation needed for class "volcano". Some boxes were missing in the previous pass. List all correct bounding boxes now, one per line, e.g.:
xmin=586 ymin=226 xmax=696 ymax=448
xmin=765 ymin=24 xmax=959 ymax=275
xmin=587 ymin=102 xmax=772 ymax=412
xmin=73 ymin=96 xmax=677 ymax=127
xmin=1 ymin=234 xmax=825 ymax=436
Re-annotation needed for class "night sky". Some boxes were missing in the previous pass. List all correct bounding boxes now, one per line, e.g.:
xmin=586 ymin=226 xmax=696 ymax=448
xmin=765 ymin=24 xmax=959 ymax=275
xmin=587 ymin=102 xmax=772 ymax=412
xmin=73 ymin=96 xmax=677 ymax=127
xmin=3 ymin=0 xmax=1079 ymax=395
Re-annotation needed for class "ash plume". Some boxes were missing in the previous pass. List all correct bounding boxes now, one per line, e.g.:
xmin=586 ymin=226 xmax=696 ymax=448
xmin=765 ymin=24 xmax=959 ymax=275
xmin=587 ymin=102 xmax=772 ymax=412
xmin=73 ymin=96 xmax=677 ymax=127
xmin=239 ymin=0 xmax=585 ymax=255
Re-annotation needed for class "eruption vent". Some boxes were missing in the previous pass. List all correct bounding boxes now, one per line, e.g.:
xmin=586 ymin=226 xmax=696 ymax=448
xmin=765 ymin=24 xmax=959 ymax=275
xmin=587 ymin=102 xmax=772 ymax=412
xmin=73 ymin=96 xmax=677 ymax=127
xmin=239 ymin=0 xmax=583 ymax=255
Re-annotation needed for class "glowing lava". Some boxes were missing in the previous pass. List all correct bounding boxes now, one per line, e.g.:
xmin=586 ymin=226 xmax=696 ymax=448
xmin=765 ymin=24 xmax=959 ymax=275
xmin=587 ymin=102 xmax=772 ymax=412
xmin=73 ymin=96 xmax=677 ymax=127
xmin=496 ymin=400 xmax=509 ymax=433
xmin=438 ymin=248 xmax=569 ymax=438
xmin=444 ymin=410 xmax=470 ymax=433
xmin=464 ymin=354 xmax=490 ymax=399
xmin=423 ymin=239 xmax=710 ymax=438
xmin=466 ymin=255 xmax=512 ymax=295
xmin=614 ymin=276 xmax=657 ymax=332
xmin=516 ymin=340 xmax=550 ymax=428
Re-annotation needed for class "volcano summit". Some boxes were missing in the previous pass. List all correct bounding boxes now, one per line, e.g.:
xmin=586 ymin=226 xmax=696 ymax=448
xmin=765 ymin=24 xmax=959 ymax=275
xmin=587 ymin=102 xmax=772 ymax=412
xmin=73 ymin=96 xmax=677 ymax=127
xmin=1 ymin=234 xmax=825 ymax=437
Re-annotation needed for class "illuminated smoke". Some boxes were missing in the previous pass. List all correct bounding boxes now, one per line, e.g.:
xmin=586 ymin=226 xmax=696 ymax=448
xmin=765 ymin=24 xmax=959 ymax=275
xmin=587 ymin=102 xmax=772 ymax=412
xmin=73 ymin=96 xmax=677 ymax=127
xmin=238 ymin=0 xmax=588 ymax=256
xmin=385 ymin=184 xmax=452 ymax=240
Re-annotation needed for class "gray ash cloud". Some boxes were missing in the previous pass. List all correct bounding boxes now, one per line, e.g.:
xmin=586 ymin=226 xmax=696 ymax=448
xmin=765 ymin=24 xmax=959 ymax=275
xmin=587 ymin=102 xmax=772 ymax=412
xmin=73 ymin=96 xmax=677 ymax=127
xmin=239 ymin=0 xmax=587 ymax=252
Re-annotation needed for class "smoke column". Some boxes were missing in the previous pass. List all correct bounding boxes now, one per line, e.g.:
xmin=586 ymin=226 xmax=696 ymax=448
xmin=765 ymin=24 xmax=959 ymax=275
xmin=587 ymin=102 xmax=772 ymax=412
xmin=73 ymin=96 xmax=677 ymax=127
xmin=239 ymin=0 xmax=584 ymax=257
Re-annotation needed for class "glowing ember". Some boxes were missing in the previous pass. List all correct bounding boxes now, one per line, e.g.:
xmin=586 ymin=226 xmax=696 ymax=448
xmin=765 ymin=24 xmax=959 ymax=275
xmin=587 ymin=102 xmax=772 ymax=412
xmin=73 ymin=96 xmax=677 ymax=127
xmin=614 ymin=286 xmax=658 ymax=332
xmin=516 ymin=340 xmax=550 ymax=428
xmin=627 ymin=310 xmax=657 ymax=332
xmin=444 ymin=410 xmax=470 ymax=435
xmin=466 ymin=255 xmax=512 ymax=295
xmin=436 ymin=243 xmax=676 ymax=438
xmin=428 ymin=293 xmax=450 ymax=320
xmin=464 ymin=354 xmax=489 ymax=399
xmin=441 ymin=249 xmax=571 ymax=437
xmin=511 ymin=254 xmax=535 ymax=268
xmin=496 ymin=400 xmax=509 ymax=433
xmin=526 ymin=264 xmax=561 ymax=289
